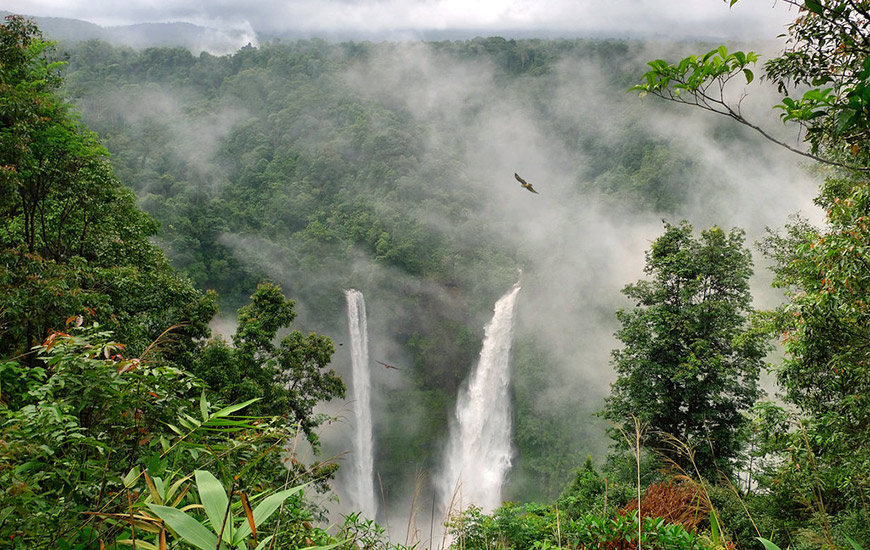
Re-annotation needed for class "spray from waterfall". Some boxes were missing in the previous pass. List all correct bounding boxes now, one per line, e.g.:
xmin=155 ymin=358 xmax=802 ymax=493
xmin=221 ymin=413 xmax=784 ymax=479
xmin=345 ymin=289 xmax=377 ymax=519
xmin=439 ymin=281 xmax=522 ymax=517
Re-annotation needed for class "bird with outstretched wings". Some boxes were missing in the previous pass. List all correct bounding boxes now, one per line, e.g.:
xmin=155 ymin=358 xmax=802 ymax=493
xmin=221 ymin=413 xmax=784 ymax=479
xmin=514 ymin=173 xmax=539 ymax=194
xmin=376 ymin=360 xmax=400 ymax=370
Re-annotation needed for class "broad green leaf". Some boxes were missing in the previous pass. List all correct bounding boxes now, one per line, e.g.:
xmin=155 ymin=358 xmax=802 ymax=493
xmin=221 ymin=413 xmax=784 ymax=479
xmin=212 ymin=397 xmax=261 ymax=418
xmin=123 ymin=466 xmax=141 ymax=488
xmin=709 ymin=509 xmax=721 ymax=544
xmin=153 ymin=477 xmax=166 ymax=501
xmin=181 ymin=413 xmax=201 ymax=427
xmin=234 ymin=482 xmax=311 ymax=541
xmin=144 ymin=472 xmax=162 ymax=504
xmin=805 ymin=0 xmax=824 ymax=14
xmin=300 ymin=541 xmax=346 ymax=550
xmin=744 ymin=68 xmax=754 ymax=84
xmin=148 ymin=504 xmax=218 ymax=550
xmin=116 ymin=540 xmax=159 ymax=550
xmin=199 ymin=391 xmax=208 ymax=421
xmin=194 ymin=470 xmax=233 ymax=544
xmin=757 ymin=537 xmax=783 ymax=550
xmin=166 ymin=474 xmax=193 ymax=504
xmin=254 ymin=535 xmax=276 ymax=550
xmin=844 ymin=535 xmax=865 ymax=550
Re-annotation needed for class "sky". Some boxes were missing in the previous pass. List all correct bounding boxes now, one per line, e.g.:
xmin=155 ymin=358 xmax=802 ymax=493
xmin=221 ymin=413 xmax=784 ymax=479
xmin=4 ymin=0 xmax=797 ymax=40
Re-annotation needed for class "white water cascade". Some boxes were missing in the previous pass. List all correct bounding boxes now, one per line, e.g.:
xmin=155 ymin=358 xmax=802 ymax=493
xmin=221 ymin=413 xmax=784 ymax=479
xmin=439 ymin=281 xmax=522 ymax=517
xmin=345 ymin=289 xmax=377 ymax=519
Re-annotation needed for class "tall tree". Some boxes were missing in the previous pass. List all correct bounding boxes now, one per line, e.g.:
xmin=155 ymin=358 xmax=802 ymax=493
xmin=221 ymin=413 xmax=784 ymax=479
xmin=758 ymin=176 xmax=870 ymax=519
xmin=602 ymin=221 xmax=767 ymax=478
xmin=193 ymin=282 xmax=346 ymax=446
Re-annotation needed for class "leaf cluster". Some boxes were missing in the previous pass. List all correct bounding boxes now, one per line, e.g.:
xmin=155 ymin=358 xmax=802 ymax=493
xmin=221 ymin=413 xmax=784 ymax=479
xmin=192 ymin=282 xmax=346 ymax=447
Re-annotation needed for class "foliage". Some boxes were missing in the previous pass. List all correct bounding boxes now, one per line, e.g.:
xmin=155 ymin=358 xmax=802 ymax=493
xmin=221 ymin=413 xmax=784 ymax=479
xmin=602 ymin=221 xmax=767 ymax=478
xmin=755 ymin=175 xmax=870 ymax=540
xmin=0 ymin=325 xmax=198 ymax=547
xmin=631 ymin=46 xmax=758 ymax=118
xmin=147 ymin=469 xmax=308 ymax=550
xmin=0 ymin=15 xmax=216 ymax=365
xmin=193 ymin=282 xmax=346 ymax=446
xmin=628 ymin=2 xmax=870 ymax=546
xmin=446 ymin=502 xmax=709 ymax=550
xmin=762 ymin=0 xmax=870 ymax=164
xmin=757 ymin=535 xmax=866 ymax=550
xmin=337 ymin=512 xmax=417 ymax=550
xmin=705 ymin=485 xmax=779 ymax=550
xmin=0 ymin=324 xmax=343 ymax=548
xmin=628 ymin=8 xmax=865 ymax=170
xmin=558 ymin=457 xmax=608 ymax=518
xmin=0 ymin=21 xmax=349 ymax=546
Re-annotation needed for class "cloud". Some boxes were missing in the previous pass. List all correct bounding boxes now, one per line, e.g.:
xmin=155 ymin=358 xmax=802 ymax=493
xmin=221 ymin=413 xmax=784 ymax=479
xmin=7 ymin=0 xmax=796 ymax=39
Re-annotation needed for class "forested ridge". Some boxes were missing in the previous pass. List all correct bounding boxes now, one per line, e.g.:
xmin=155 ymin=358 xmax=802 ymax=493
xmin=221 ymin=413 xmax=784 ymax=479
xmin=2 ymin=2 xmax=870 ymax=548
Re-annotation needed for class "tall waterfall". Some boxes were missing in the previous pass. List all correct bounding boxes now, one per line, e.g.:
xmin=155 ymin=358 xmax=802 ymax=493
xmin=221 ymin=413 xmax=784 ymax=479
xmin=345 ymin=289 xmax=377 ymax=519
xmin=439 ymin=282 xmax=522 ymax=516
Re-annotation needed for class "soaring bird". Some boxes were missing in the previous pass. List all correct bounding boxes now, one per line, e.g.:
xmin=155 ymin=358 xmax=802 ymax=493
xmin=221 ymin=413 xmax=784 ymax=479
xmin=376 ymin=360 xmax=400 ymax=370
xmin=514 ymin=173 xmax=539 ymax=194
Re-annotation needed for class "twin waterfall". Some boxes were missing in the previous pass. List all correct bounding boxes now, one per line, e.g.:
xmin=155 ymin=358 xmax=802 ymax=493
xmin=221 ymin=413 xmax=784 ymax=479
xmin=344 ymin=289 xmax=377 ymax=519
xmin=439 ymin=282 xmax=522 ymax=515
xmin=343 ymin=282 xmax=521 ymax=522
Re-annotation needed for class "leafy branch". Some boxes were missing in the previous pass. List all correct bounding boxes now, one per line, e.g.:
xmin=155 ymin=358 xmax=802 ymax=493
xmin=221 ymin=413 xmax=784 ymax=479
xmin=631 ymin=45 xmax=870 ymax=172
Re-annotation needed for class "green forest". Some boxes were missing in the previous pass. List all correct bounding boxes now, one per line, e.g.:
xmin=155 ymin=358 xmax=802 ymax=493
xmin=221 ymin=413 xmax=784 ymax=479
xmin=1 ymin=0 xmax=869 ymax=548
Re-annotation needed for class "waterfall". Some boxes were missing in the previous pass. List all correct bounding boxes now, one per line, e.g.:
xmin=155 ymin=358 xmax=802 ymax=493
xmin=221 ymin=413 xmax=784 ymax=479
xmin=440 ymin=282 xmax=522 ymax=517
xmin=345 ymin=289 xmax=377 ymax=519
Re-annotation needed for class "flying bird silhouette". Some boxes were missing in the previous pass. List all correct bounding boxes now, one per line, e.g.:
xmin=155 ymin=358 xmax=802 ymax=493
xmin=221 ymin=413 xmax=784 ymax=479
xmin=514 ymin=173 xmax=539 ymax=194
xmin=376 ymin=360 xmax=400 ymax=370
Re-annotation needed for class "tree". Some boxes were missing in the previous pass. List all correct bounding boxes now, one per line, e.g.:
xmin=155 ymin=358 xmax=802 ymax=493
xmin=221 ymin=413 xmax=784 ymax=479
xmin=602 ymin=221 xmax=767 ymax=478
xmin=193 ymin=282 xmax=346 ymax=446
xmin=757 ymin=176 xmax=870 ymax=521
xmin=0 ymin=15 xmax=216 ymax=363
xmin=762 ymin=0 xmax=870 ymax=166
